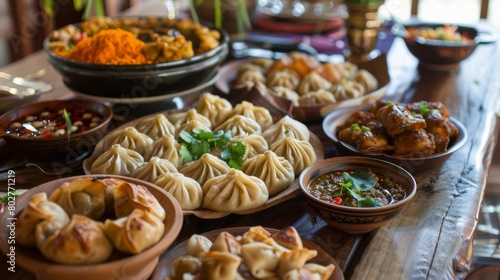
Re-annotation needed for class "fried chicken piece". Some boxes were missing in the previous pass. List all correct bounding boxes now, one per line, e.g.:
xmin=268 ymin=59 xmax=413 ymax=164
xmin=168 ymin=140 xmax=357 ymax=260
xmin=376 ymin=103 xmax=427 ymax=137
xmin=338 ymin=123 xmax=393 ymax=153
xmin=393 ymin=129 xmax=436 ymax=158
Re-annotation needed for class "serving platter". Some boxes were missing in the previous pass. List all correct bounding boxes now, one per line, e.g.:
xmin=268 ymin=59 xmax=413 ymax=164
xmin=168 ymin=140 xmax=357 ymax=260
xmin=215 ymin=54 xmax=390 ymax=123
xmin=151 ymin=227 xmax=344 ymax=280
xmin=83 ymin=108 xmax=324 ymax=219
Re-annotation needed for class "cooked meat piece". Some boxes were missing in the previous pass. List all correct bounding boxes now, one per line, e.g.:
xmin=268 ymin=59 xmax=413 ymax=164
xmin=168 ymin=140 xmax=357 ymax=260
xmin=406 ymin=101 xmax=451 ymax=119
xmin=338 ymin=110 xmax=377 ymax=131
xmin=376 ymin=103 xmax=427 ymax=137
xmin=338 ymin=123 xmax=393 ymax=153
xmin=393 ymin=129 xmax=436 ymax=158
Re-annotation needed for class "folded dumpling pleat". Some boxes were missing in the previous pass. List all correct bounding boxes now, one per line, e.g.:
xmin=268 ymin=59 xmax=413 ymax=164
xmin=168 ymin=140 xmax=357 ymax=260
xmin=155 ymin=172 xmax=203 ymax=210
xmin=114 ymin=182 xmax=166 ymax=221
xmin=130 ymin=156 xmax=178 ymax=183
xmin=90 ymin=144 xmax=144 ymax=176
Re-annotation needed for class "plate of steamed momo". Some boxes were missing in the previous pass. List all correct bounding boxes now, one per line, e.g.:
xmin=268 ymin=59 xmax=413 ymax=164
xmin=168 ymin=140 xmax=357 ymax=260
xmin=152 ymin=226 xmax=344 ymax=280
xmin=83 ymin=93 xmax=325 ymax=219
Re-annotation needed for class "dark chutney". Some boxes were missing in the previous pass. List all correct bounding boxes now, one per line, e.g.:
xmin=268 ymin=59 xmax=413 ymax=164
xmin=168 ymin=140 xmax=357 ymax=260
xmin=307 ymin=169 xmax=406 ymax=207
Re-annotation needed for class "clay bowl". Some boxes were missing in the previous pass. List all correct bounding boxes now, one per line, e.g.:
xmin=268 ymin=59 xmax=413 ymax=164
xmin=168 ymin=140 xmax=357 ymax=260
xmin=322 ymin=106 xmax=468 ymax=174
xmin=299 ymin=156 xmax=417 ymax=234
xmin=0 ymin=175 xmax=183 ymax=280
xmin=0 ymin=99 xmax=113 ymax=171
xmin=393 ymin=22 xmax=496 ymax=71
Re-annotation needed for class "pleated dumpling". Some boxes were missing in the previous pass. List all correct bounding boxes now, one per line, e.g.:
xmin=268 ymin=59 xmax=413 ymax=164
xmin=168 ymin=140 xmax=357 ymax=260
xmin=104 ymin=208 xmax=165 ymax=254
xmin=114 ymin=182 xmax=166 ymax=221
xmin=49 ymin=178 xmax=106 ymax=220
xmin=278 ymin=248 xmax=318 ymax=276
xmin=38 ymin=215 xmax=113 ymax=265
xmin=202 ymin=168 xmax=269 ymax=212
xmin=242 ymin=150 xmax=295 ymax=197
xmin=90 ymin=144 xmax=144 ymax=176
xmin=130 ymin=156 xmax=178 ymax=183
xmin=234 ymin=134 xmax=269 ymax=160
xmin=354 ymin=69 xmax=378 ymax=93
xmin=103 ymin=126 xmax=153 ymax=156
xmin=135 ymin=113 xmax=175 ymax=139
xmin=172 ymin=108 xmax=212 ymax=130
xmin=270 ymin=137 xmax=317 ymax=176
xmin=175 ymin=120 xmax=212 ymax=139
xmin=266 ymin=69 xmax=300 ymax=90
xmin=187 ymin=234 xmax=213 ymax=257
xmin=339 ymin=61 xmax=358 ymax=79
xmin=297 ymin=71 xmax=332 ymax=95
xmin=155 ymin=172 xmax=203 ymax=210
xmin=263 ymin=116 xmax=310 ymax=145
xmin=271 ymin=86 xmax=300 ymax=106
xmin=241 ymin=242 xmax=280 ymax=279
xmin=170 ymin=256 xmax=202 ymax=279
xmin=226 ymin=101 xmax=273 ymax=129
xmin=195 ymin=92 xmax=233 ymax=127
xmin=298 ymin=89 xmax=336 ymax=106
xmin=215 ymin=115 xmax=262 ymax=137
xmin=210 ymin=232 xmax=241 ymax=255
xmin=235 ymin=65 xmax=267 ymax=87
xmin=330 ymin=80 xmax=365 ymax=102
xmin=200 ymin=251 xmax=243 ymax=280
xmin=179 ymin=153 xmax=229 ymax=186
xmin=16 ymin=193 xmax=69 ymax=248
xmin=144 ymin=135 xmax=181 ymax=166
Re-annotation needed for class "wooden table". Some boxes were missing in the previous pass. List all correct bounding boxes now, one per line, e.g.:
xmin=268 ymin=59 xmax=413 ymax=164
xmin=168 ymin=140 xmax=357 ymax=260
xmin=1 ymin=9 xmax=499 ymax=280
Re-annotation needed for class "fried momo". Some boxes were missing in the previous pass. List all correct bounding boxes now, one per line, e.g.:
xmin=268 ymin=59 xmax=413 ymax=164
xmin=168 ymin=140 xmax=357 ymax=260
xmin=90 ymin=144 xmax=144 ymax=176
xmin=114 ymin=182 xmax=166 ymax=221
xmin=202 ymin=168 xmax=269 ymax=212
xmin=187 ymin=234 xmax=213 ymax=257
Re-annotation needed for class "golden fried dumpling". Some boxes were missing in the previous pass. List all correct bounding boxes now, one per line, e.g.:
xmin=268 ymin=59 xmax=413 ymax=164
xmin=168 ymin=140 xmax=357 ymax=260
xmin=187 ymin=234 xmax=213 ymax=257
xmin=130 ymin=156 xmax=178 ymax=183
xmin=240 ymin=226 xmax=272 ymax=244
xmin=278 ymin=248 xmax=318 ymax=276
xmin=103 ymin=126 xmax=153 ymax=156
xmin=297 ymin=71 xmax=332 ymax=95
xmin=179 ymin=153 xmax=229 ymax=186
xmin=49 ymin=178 xmax=106 ymax=220
xmin=215 ymin=115 xmax=262 ymax=137
xmin=16 ymin=193 xmax=69 ymax=248
xmin=282 ymin=268 xmax=321 ymax=280
xmin=90 ymin=144 xmax=145 ymax=176
xmin=263 ymin=115 xmax=310 ymax=145
xmin=114 ymin=182 xmax=166 ymax=221
xmin=210 ymin=232 xmax=241 ymax=255
xmin=38 ymin=215 xmax=113 ymax=265
xmin=298 ymin=89 xmax=336 ymax=106
xmin=200 ymin=251 xmax=243 ymax=280
xmin=172 ymin=108 xmax=212 ymax=130
xmin=202 ymin=168 xmax=269 ymax=212
xmin=234 ymin=134 xmax=269 ymax=160
xmin=303 ymin=263 xmax=336 ymax=280
xmin=266 ymin=69 xmax=300 ymax=90
xmin=155 ymin=172 xmax=203 ymax=210
xmin=175 ymin=120 xmax=212 ymax=139
xmin=135 ymin=113 xmax=176 ymax=139
xmin=272 ymin=226 xmax=303 ymax=250
xmin=196 ymin=92 xmax=233 ymax=127
xmin=104 ymin=208 xmax=165 ymax=254
xmin=330 ymin=79 xmax=365 ymax=102
xmin=98 ymin=177 xmax=129 ymax=215
xmin=225 ymin=101 xmax=273 ymax=130
xmin=242 ymin=150 xmax=294 ymax=197
xmin=271 ymin=86 xmax=300 ymax=106
xmin=144 ymin=135 xmax=182 ymax=166
xmin=169 ymin=255 xmax=202 ymax=280
xmin=270 ymin=137 xmax=317 ymax=176
xmin=241 ymin=242 xmax=280 ymax=279
xmin=354 ymin=69 xmax=378 ymax=93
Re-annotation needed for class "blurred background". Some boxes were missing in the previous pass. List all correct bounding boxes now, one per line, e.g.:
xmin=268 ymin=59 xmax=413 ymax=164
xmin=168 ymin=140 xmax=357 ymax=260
xmin=0 ymin=0 xmax=499 ymax=67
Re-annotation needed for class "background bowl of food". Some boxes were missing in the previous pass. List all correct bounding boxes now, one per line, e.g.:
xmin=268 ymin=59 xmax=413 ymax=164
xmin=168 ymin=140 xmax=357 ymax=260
xmin=0 ymin=175 xmax=183 ymax=280
xmin=0 ymin=99 xmax=113 ymax=171
xmin=322 ymin=101 xmax=468 ymax=174
xmin=44 ymin=17 xmax=229 ymax=99
xmin=392 ymin=21 xmax=496 ymax=71
xmin=299 ymin=156 xmax=417 ymax=234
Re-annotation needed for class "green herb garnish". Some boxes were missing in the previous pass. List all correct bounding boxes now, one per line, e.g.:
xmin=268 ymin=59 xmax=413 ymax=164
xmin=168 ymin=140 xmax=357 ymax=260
xmin=1 ymin=190 xmax=26 ymax=204
xmin=419 ymin=102 xmax=431 ymax=116
xmin=63 ymin=108 xmax=72 ymax=141
xmin=341 ymin=170 xmax=381 ymax=207
xmin=178 ymin=129 xmax=246 ymax=169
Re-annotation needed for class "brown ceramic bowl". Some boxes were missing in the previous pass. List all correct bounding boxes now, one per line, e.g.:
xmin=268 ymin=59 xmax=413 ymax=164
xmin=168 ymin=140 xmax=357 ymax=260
xmin=393 ymin=22 xmax=496 ymax=71
xmin=0 ymin=100 xmax=113 ymax=171
xmin=299 ymin=156 xmax=417 ymax=234
xmin=0 ymin=175 xmax=183 ymax=280
xmin=322 ymin=106 xmax=468 ymax=174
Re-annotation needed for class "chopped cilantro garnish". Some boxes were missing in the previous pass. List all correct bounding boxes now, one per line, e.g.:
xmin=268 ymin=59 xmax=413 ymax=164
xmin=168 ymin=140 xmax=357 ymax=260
xmin=419 ymin=102 xmax=431 ymax=116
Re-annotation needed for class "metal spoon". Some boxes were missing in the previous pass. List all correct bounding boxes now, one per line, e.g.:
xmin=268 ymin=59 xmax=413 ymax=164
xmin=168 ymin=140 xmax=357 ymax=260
xmin=0 ymin=85 xmax=38 ymax=97
xmin=0 ymin=72 xmax=53 ymax=93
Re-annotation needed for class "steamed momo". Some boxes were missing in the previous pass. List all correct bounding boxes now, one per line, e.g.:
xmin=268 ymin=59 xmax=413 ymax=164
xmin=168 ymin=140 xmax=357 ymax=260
xmin=155 ymin=172 xmax=203 ymax=210
xmin=215 ymin=115 xmax=262 ymax=137
xmin=263 ymin=115 xmax=310 ymax=145
xmin=202 ymin=168 xmax=269 ymax=212
xmin=16 ymin=193 xmax=69 ymax=248
xmin=103 ymin=126 xmax=153 ymax=156
xmin=172 ymin=108 xmax=212 ymax=130
xmin=130 ymin=156 xmax=178 ymax=183
xmin=266 ymin=69 xmax=300 ymax=90
xmin=90 ymin=144 xmax=144 ymax=176
xmin=270 ymin=136 xmax=317 ymax=176
xmin=179 ymin=153 xmax=229 ymax=186
xmin=298 ymin=89 xmax=336 ymax=106
xmin=175 ymin=120 xmax=212 ymax=139
xmin=242 ymin=150 xmax=294 ymax=196
xmin=225 ymin=101 xmax=273 ymax=129
xmin=144 ymin=135 xmax=182 ymax=166
xmin=297 ymin=71 xmax=332 ymax=95
xmin=104 ymin=208 xmax=165 ymax=254
xmin=271 ymin=86 xmax=300 ymax=106
xmin=234 ymin=134 xmax=269 ymax=160
xmin=195 ymin=92 xmax=233 ymax=127
xmin=330 ymin=79 xmax=365 ymax=102
xmin=134 ymin=113 xmax=175 ymax=139
xmin=354 ymin=69 xmax=378 ymax=93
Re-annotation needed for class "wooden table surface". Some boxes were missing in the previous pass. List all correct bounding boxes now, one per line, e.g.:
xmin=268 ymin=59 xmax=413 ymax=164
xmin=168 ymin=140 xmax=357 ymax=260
xmin=1 ymin=7 xmax=500 ymax=280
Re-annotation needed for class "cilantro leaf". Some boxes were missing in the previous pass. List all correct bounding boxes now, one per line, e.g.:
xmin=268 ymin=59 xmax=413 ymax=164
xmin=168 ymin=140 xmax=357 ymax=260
xmin=343 ymin=170 xmax=376 ymax=191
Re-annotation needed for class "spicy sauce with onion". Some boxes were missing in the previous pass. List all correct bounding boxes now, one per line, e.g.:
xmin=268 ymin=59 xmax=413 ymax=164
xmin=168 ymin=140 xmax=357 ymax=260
xmin=6 ymin=108 xmax=103 ymax=138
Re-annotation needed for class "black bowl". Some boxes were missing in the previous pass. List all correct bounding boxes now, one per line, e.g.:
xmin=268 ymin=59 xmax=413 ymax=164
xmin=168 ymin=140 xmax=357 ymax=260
xmin=44 ymin=23 xmax=229 ymax=98
xmin=393 ymin=22 xmax=496 ymax=71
